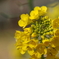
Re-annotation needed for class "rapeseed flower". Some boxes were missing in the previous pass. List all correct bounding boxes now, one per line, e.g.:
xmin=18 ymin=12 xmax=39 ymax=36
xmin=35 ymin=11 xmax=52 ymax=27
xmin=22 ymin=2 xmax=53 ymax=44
xmin=29 ymin=10 xmax=39 ymax=20
xmin=24 ymin=27 xmax=32 ymax=35
xmin=51 ymin=36 xmax=59 ymax=46
xmin=36 ymin=43 xmax=46 ymax=54
xmin=54 ymin=29 xmax=59 ymax=36
xmin=52 ymin=18 xmax=59 ymax=29
xmin=18 ymin=14 xmax=30 ymax=28
xmin=34 ymin=6 xmax=41 ymax=11
xmin=15 ymin=6 xmax=59 ymax=59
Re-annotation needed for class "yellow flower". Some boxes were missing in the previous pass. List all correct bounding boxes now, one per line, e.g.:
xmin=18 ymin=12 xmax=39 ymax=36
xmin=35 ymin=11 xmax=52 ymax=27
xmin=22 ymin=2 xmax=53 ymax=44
xmin=20 ymin=14 xmax=29 ymax=21
xmin=21 ymin=34 xmax=30 ymax=43
xmin=30 ymin=52 xmax=41 ymax=59
xmin=18 ymin=14 xmax=30 ymax=28
xmin=34 ymin=6 xmax=47 ymax=16
xmin=46 ymin=51 xmax=55 ymax=59
xmin=28 ymin=39 xmax=38 ymax=49
xmin=18 ymin=20 xmax=28 ymax=28
xmin=54 ymin=29 xmax=59 ymax=36
xmin=52 ymin=18 xmax=59 ymax=29
xmin=15 ymin=31 xmax=31 ymax=54
xmin=42 ymin=39 xmax=51 ymax=47
xmin=41 ymin=6 xmax=47 ymax=13
xmin=39 ymin=6 xmax=47 ymax=16
xmin=46 ymin=47 xmax=58 ymax=59
xmin=16 ymin=41 xmax=28 ymax=54
xmin=36 ymin=43 xmax=46 ymax=54
xmin=24 ymin=27 xmax=32 ymax=35
xmin=29 ymin=10 xmax=39 ymax=20
xmin=35 ymin=52 xmax=41 ymax=58
xmin=29 ymin=6 xmax=44 ymax=20
xmin=14 ymin=6 xmax=59 ymax=59
xmin=51 ymin=36 xmax=59 ymax=46
xmin=15 ymin=30 xmax=30 ymax=43
xmin=14 ymin=30 xmax=23 ymax=39
xmin=27 ymin=47 xmax=34 ymax=56
xmin=30 ymin=54 xmax=40 ymax=59
xmin=50 ymin=47 xmax=58 ymax=55
xmin=27 ymin=39 xmax=39 ymax=56
xmin=34 ymin=6 xmax=41 ymax=11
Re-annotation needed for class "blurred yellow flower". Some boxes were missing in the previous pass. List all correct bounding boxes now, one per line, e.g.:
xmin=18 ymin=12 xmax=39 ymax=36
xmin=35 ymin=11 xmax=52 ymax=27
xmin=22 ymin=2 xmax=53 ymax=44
xmin=31 ymin=32 xmax=37 ymax=38
xmin=35 ymin=52 xmax=41 ymax=58
xmin=54 ymin=29 xmax=59 ymax=36
xmin=39 ymin=6 xmax=47 ymax=16
xmin=42 ymin=39 xmax=51 ymax=47
xmin=34 ymin=6 xmax=41 ymax=11
xmin=36 ymin=43 xmax=46 ymax=54
xmin=14 ymin=30 xmax=23 ymax=39
xmin=41 ymin=6 xmax=47 ymax=12
xmin=51 ymin=36 xmax=59 ymax=46
xmin=46 ymin=48 xmax=56 ymax=59
xmin=47 ymin=2 xmax=59 ymax=19
xmin=52 ymin=18 xmax=59 ymax=29
xmin=27 ymin=47 xmax=34 ymax=56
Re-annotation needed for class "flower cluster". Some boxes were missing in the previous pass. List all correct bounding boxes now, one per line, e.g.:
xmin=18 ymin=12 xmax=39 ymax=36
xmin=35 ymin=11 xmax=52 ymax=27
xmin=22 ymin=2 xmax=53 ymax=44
xmin=15 ymin=6 xmax=59 ymax=59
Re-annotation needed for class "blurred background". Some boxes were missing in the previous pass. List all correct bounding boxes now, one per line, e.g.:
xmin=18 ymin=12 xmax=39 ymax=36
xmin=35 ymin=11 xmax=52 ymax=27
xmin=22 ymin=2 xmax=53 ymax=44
xmin=0 ymin=0 xmax=59 ymax=59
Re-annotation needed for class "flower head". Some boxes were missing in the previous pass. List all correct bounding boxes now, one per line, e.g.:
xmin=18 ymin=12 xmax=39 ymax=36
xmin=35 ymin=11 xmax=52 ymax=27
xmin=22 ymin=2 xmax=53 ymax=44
xmin=14 ymin=6 xmax=59 ymax=59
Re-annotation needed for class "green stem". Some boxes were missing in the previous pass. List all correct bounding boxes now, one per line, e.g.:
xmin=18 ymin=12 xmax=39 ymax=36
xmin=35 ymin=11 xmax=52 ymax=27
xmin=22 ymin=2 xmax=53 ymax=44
xmin=28 ymin=0 xmax=34 ymax=11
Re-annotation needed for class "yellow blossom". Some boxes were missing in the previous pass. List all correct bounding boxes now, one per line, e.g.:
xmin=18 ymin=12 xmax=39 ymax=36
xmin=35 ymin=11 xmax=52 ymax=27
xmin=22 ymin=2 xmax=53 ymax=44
xmin=35 ymin=52 xmax=41 ymax=58
xmin=20 ymin=14 xmax=29 ymax=21
xmin=36 ymin=43 xmax=46 ymax=54
xmin=39 ymin=6 xmax=47 ymax=16
xmin=54 ymin=29 xmax=59 ymax=36
xmin=29 ymin=10 xmax=39 ymax=20
xmin=52 ymin=18 xmax=59 ymax=29
xmin=18 ymin=14 xmax=30 ymax=28
xmin=14 ymin=30 xmax=23 ymax=39
xmin=42 ymin=39 xmax=51 ymax=47
xmin=51 ymin=36 xmax=59 ymax=46
xmin=46 ymin=52 xmax=55 ymax=59
xmin=46 ymin=47 xmax=58 ymax=59
xmin=41 ymin=6 xmax=47 ymax=12
xmin=27 ymin=39 xmax=39 ymax=56
xmin=18 ymin=20 xmax=28 ymax=28
xmin=28 ymin=39 xmax=38 ymax=49
xmin=27 ymin=47 xmax=34 ymax=56
xmin=14 ymin=6 xmax=59 ymax=59
xmin=24 ymin=27 xmax=32 ymax=35
xmin=30 ymin=52 xmax=42 ymax=59
xmin=34 ymin=6 xmax=41 ymax=11
xmin=21 ymin=34 xmax=30 ymax=43
xmin=30 ymin=54 xmax=40 ymax=59
xmin=16 ymin=42 xmax=28 ymax=54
